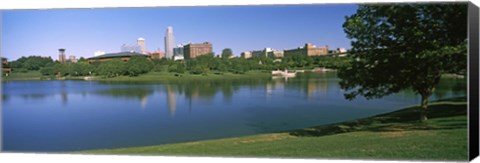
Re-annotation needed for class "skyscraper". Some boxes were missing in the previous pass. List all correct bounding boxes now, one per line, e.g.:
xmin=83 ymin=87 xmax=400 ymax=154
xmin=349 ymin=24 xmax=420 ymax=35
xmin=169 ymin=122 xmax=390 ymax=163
xmin=164 ymin=26 xmax=175 ymax=60
xmin=137 ymin=37 xmax=146 ymax=54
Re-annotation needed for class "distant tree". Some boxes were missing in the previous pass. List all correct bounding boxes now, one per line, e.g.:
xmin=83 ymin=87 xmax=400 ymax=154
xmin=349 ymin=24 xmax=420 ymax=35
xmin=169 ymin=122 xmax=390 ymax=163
xmin=339 ymin=4 xmax=467 ymax=121
xmin=96 ymin=59 xmax=126 ymax=77
xmin=40 ymin=63 xmax=57 ymax=76
xmin=9 ymin=56 xmax=27 ymax=68
xmin=69 ymin=62 xmax=95 ymax=76
xmin=8 ymin=56 xmax=54 ymax=70
xmin=168 ymin=62 xmax=185 ymax=74
xmin=125 ymin=56 xmax=154 ymax=76
xmin=53 ymin=63 xmax=70 ymax=77
xmin=77 ymin=57 xmax=87 ymax=63
xmin=221 ymin=48 xmax=233 ymax=59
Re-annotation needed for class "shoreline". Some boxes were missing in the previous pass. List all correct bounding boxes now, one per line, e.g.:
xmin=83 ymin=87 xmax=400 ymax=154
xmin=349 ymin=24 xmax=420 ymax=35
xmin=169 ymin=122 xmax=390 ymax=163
xmin=77 ymin=97 xmax=468 ymax=160
xmin=1 ymin=71 xmax=273 ymax=82
xmin=1 ymin=70 xmax=464 ymax=82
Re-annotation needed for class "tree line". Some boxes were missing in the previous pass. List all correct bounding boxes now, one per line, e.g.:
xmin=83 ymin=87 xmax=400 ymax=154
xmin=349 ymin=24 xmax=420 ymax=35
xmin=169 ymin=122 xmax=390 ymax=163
xmin=7 ymin=49 xmax=352 ymax=78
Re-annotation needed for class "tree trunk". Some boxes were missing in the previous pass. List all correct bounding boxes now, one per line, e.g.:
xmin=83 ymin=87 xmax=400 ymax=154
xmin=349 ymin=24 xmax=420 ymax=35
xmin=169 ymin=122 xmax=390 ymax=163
xmin=420 ymin=94 xmax=429 ymax=121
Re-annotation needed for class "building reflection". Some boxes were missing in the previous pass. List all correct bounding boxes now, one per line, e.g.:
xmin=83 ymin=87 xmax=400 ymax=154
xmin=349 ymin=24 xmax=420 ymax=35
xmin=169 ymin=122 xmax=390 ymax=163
xmin=61 ymin=81 xmax=68 ymax=105
xmin=166 ymin=85 xmax=177 ymax=117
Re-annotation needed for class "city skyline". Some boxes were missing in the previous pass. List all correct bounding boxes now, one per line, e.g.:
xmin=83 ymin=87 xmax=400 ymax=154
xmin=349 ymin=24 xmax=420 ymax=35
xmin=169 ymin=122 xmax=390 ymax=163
xmin=1 ymin=4 xmax=358 ymax=61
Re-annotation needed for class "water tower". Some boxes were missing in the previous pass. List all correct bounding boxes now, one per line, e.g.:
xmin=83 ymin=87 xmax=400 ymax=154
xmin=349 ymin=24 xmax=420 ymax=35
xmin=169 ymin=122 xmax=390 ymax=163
xmin=59 ymin=48 xmax=66 ymax=64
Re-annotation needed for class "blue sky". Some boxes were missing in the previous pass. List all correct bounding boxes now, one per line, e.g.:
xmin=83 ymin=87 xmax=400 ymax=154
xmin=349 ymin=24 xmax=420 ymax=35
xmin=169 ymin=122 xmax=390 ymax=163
xmin=1 ymin=4 xmax=358 ymax=61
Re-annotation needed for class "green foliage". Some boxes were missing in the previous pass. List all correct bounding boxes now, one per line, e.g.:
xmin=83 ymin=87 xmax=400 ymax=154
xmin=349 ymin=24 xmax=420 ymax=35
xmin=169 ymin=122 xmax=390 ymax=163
xmin=13 ymin=68 xmax=28 ymax=73
xmin=53 ymin=63 xmax=70 ymax=76
xmin=69 ymin=62 xmax=95 ymax=76
xmin=95 ymin=59 xmax=126 ymax=78
xmin=9 ymin=56 xmax=54 ymax=70
xmin=125 ymin=56 xmax=154 ymax=76
xmin=40 ymin=63 xmax=57 ymax=76
xmin=339 ymin=4 xmax=467 ymax=120
xmin=221 ymin=48 xmax=233 ymax=59
xmin=168 ymin=62 xmax=186 ymax=74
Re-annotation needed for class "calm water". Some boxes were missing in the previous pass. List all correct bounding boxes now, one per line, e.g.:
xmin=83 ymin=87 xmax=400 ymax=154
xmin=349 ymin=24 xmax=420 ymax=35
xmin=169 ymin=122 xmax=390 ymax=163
xmin=1 ymin=72 xmax=466 ymax=152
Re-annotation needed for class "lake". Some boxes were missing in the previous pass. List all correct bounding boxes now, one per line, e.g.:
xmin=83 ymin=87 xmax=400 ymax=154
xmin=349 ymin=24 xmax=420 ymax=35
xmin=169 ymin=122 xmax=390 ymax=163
xmin=1 ymin=72 xmax=467 ymax=152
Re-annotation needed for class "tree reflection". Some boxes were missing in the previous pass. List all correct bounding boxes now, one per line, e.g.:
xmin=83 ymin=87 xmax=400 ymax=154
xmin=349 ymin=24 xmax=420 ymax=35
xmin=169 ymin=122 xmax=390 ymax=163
xmin=94 ymin=87 xmax=154 ymax=108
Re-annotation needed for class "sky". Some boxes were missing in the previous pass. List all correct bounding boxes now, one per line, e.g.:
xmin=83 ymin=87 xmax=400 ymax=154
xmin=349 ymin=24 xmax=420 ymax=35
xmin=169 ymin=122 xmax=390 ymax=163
xmin=1 ymin=4 xmax=358 ymax=61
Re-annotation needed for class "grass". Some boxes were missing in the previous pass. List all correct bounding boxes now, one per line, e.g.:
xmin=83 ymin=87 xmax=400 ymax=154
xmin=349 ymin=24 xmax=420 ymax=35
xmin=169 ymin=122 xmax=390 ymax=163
xmin=1 ymin=70 xmax=43 ymax=81
xmin=1 ymin=70 xmax=272 ymax=82
xmin=94 ymin=71 xmax=272 ymax=82
xmin=78 ymin=97 xmax=468 ymax=161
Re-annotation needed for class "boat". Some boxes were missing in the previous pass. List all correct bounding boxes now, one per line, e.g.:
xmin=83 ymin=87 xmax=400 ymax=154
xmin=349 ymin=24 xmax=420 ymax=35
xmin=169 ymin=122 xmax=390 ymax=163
xmin=271 ymin=69 xmax=296 ymax=77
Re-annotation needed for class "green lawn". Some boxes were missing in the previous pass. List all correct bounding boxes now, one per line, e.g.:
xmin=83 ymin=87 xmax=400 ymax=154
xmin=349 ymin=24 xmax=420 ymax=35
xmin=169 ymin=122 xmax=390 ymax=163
xmin=1 ymin=70 xmax=272 ymax=82
xmin=78 ymin=97 xmax=468 ymax=161
xmin=94 ymin=71 xmax=271 ymax=82
xmin=1 ymin=70 xmax=43 ymax=81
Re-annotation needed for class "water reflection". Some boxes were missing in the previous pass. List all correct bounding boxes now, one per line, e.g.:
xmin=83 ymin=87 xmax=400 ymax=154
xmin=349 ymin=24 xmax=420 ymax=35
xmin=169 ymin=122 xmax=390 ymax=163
xmin=2 ymin=72 xmax=468 ymax=152
xmin=94 ymin=87 xmax=154 ymax=109
xmin=3 ymin=73 xmax=467 ymax=112
xmin=166 ymin=85 xmax=177 ymax=116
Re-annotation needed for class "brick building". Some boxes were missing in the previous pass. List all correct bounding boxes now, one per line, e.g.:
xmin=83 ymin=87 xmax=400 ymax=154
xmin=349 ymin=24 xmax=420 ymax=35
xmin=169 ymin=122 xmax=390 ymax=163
xmin=284 ymin=43 xmax=329 ymax=57
xmin=183 ymin=42 xmax=213 ymax=59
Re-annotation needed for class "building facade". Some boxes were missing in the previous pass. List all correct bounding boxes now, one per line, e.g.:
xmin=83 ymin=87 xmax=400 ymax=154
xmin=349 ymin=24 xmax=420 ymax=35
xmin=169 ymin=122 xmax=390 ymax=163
xmin=241 ymin=51 xmax=253 ymax=59
xmin=1 ymin=57 xmax=11 ymax=76
xmin=269 ymin=50 xmax=284 ymax=58
xmin=164 ymin=26 xmax=175 ymax=60
xmin=69 ymin=55 xmax=77 ymax=63
xmin=173 ymin=44 xmax=185 ymax=58
xmin=149 ymin=51 xmax=165 ymax=60
xmin=284 ymin=43 xmax=329 ymax=57
xmin=183 ymin=42 xmax=213 ymax=59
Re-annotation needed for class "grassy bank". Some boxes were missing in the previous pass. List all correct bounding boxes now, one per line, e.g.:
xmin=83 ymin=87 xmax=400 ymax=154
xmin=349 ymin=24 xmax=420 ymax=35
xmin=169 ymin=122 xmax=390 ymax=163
xmin=1 ymin=70 xmax=43 ymax=81
xmin=94 ymin=71 xmax=271 ymax=82
xmin=1 ymin=71 xmax=271 ymax=82
xmin=79 ymin=97 xmax=468 ymax=161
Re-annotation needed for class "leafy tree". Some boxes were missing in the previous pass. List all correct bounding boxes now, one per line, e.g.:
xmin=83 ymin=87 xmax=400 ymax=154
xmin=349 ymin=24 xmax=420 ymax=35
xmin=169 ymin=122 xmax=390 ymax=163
xmin=9 ymin=56 xmax=54 ymax=70
xmin=125 ymin=56 xmax=154 ymax=76
xmin=69 ymin=62 xmax=95 ymax=76
xmin=168 ymin=62 xmax=185 ymax=74
xmin=77 ymin=57 xmax=87 ymax=63
xmin=339 ymin=4 xmax=467 ymax=121
xmin=96 ymin=59 xmax=126 ymax=78
xmin=9 ymin=57 xmax=27 ymax=68
xmin=221 ymin=48 xmax=233 ymax=59
xmin=53 ymin=63 xmax=70 ymax=77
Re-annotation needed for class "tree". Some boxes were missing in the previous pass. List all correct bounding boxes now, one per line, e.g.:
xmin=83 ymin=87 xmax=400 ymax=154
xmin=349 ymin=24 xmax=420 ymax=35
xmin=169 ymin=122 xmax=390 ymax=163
xmin=69 ymin=62 xmax=95 ymax=76
xmin=221 ymin=48 xmax=233 ymax=59
xmin=125 ymin=56 xmax=154 ymax=76
xmin=96 ymin=59 xmax=126 ymax=78
xmin=339 ymin=4 xmax=467 ymax=121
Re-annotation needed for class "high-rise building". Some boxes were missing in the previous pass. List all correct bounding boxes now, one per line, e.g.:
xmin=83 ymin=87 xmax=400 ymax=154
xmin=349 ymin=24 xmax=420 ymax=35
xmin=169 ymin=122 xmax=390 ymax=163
xmin=184 ymin=42 xmax=213 ymax=59
xmin=137 ymin=37 xmax=146 ymax=54
xmin=58 ymin=49 xmax=66 ymax=64
xmin=164 ymin=26 xmax=175 ymax=60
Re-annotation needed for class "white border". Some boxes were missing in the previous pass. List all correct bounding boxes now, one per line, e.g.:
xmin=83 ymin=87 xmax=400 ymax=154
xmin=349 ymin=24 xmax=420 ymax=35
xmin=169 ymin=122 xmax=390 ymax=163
xmin=0 ymin=0 xmax=472 ymax=10
xmin=0 ymin=0 xmax=478 ymax=163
